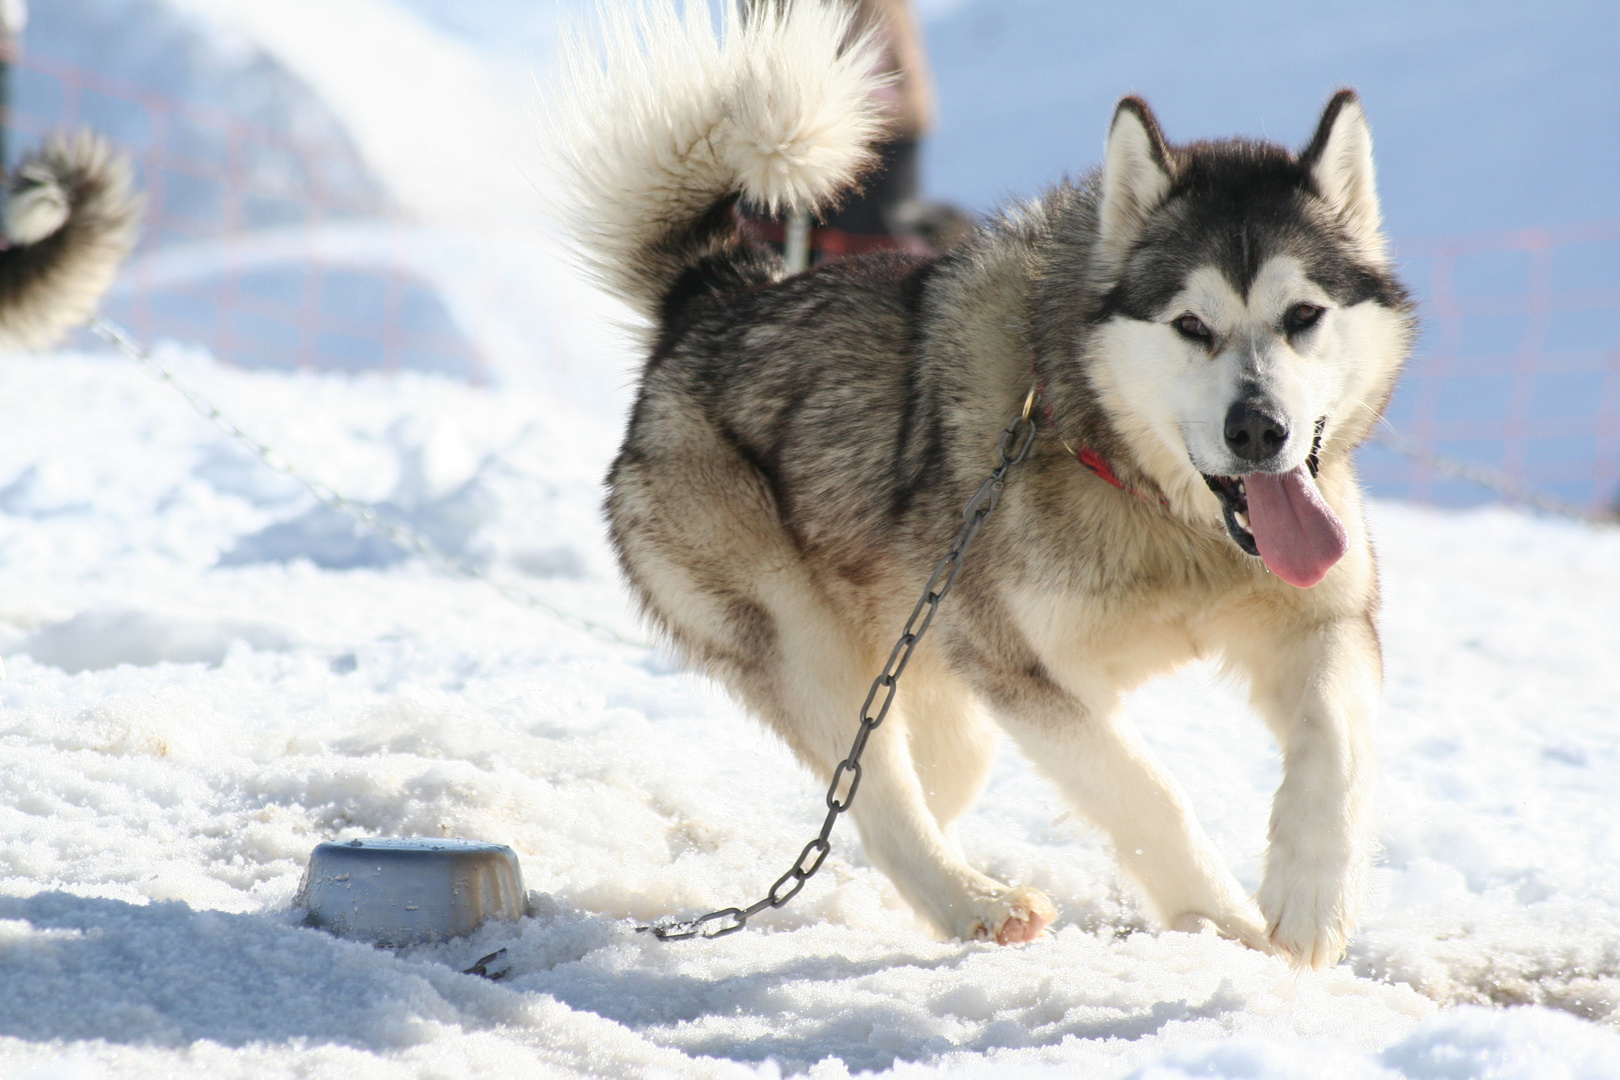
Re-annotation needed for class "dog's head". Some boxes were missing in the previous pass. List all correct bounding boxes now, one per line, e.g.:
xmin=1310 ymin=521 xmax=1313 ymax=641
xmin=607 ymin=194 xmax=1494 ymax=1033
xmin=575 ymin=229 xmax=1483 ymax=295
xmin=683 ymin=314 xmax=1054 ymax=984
xmin=1053 ymin=91 xmax=1414 ymax=587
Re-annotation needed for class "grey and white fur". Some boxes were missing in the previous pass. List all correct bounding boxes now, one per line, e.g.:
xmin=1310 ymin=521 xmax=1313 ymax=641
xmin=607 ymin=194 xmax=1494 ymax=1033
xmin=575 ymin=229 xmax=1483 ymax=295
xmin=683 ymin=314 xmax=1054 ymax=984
xmin=0 ymin=131 xmax=141 ymax=352
xmin=549 ymin=0 xmax=1414 ymax=968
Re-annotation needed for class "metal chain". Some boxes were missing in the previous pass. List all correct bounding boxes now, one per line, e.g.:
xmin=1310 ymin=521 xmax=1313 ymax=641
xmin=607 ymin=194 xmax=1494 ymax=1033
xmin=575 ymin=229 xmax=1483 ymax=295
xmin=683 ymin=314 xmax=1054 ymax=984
xmin=641 ymin=390 xmax=1038 ymax=940
xmin=87 ymin=316 xmax=650 ymax=649
xmin=1370 ymin=430 xmax=1614 ymax=524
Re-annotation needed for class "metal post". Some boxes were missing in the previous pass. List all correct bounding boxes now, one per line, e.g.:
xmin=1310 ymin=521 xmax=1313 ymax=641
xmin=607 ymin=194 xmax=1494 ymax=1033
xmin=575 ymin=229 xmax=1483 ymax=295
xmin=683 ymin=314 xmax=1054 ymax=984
xmin=784 ymin=208 xmax=811 ymax=274
xmin=0 ymin=37 xmax=8 ymax=183
xmin=0 ymin=0 xmax=24 ymax=202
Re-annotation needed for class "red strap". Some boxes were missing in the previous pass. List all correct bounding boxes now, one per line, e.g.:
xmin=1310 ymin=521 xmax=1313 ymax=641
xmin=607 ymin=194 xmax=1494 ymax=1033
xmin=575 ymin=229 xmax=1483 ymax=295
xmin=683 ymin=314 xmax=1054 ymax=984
xmin=1075 ymin=446 xmax=1125 ymax=490
xmin=1034 ymin=378 xmax=1056 ymax=424
xmin=1033 ymin=369 xmax=1164 ymax=506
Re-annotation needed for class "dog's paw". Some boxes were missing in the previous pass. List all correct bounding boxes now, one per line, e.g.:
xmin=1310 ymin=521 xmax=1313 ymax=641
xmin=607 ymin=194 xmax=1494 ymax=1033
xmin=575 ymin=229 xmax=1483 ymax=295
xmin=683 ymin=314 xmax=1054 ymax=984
xmin=965 ymin=886 xmax=1056 ymax=945
xmin=1268 ymin=916 xmax=1347 ymax=971
xmin=1258 ymin=875 xmax=1351 ymax=970
xmin=4 ymin=166 xmax=70 ymax=246
xmin=1170 ymin=909 xmax=1273 ymax=955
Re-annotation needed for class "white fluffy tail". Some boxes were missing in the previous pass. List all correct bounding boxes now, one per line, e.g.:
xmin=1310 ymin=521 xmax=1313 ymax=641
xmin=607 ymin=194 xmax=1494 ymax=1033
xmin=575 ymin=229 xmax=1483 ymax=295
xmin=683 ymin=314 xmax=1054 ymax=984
xmin=544 ymin=0 xmax=888 ymax=323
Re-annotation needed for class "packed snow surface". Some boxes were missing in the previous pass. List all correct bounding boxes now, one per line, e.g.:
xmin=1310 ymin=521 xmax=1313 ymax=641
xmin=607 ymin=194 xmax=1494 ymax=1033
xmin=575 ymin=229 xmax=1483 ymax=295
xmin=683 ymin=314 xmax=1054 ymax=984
xmin=2 ymin=1 xmax=1619 ymax=1077
xmin=3 ymin=347 xmax=1620 ymax=1080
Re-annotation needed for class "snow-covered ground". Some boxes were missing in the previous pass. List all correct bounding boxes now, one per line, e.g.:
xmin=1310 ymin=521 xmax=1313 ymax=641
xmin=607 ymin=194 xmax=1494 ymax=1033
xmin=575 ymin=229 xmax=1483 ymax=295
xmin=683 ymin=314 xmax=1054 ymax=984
xmin=3 ymin=347 xmax=1620 ymax=1080
xmin=3 ymin=1 xmax=1620 ymax=1077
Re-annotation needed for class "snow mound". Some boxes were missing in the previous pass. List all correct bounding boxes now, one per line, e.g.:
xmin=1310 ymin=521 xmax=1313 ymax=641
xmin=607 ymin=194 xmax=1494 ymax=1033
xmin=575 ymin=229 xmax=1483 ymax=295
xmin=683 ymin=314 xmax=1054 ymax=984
xmin=1380 ymin=1006 xmax=1620 ymax=1079
xmin=17 ymin=608 xmax=293 ymax=673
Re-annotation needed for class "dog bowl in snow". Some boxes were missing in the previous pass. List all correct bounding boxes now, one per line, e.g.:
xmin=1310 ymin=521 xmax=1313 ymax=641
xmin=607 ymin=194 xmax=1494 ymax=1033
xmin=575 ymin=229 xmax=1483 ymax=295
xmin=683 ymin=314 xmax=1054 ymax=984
xmin=296 ymin=837 xmax=525 ymax=946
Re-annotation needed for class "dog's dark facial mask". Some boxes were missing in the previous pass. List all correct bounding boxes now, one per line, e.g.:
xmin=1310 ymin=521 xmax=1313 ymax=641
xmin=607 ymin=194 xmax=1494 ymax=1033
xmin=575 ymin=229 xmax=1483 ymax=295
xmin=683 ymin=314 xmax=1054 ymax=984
xmin=1074 ymin=92 xmax=1408 ymax=590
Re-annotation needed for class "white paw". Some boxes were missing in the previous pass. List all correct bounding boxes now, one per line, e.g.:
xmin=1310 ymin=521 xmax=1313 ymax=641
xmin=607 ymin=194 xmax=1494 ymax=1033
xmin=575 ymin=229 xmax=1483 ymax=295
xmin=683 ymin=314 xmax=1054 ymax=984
xmin=1170 ymin=908 xmax=1272 ymax=954
xmin=4 ymin=168 xmax=69 ymax=245
xmin=963 ymin=886 xmax=1056 ymax=945
xmin=1258 ymin=871 xmax=1353 ymax=970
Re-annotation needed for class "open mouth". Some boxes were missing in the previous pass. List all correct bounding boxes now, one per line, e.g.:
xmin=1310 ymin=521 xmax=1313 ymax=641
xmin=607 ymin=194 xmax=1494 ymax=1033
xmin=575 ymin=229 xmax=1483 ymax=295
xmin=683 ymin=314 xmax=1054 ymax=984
xmin=1197 ymin=421 xmax=1345 ymax=589
xmin=1203 ymin=474 xmax=1260 ymax=555
xmin=1201 ymin=421 xmax=1323 ymax=557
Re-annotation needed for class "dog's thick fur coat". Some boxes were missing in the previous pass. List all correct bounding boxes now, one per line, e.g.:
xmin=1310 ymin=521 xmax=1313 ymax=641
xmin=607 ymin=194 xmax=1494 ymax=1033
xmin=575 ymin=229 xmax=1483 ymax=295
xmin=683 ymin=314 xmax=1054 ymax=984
xmin=0 ymin=132 xmax=141 ymax=352
xmin=551 ymin=1 xmax=1414 ymax=967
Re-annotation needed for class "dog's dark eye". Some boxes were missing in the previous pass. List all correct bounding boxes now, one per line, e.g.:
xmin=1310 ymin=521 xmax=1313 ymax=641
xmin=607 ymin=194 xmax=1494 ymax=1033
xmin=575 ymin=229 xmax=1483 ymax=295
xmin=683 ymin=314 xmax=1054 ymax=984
xmin=1285 ymin=303 xmax=1324 ymax=333
xmin=1173 ymin=314 xmax=1213 ymax=343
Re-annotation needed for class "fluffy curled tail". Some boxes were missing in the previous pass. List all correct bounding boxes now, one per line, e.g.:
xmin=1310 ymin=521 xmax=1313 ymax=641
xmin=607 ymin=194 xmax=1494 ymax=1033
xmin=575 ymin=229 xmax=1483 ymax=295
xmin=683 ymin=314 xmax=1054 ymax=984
xmin=545 ymin=0 xmax=888 ymax=324
xmin=0 ymin=131 xmax=141 ymax=352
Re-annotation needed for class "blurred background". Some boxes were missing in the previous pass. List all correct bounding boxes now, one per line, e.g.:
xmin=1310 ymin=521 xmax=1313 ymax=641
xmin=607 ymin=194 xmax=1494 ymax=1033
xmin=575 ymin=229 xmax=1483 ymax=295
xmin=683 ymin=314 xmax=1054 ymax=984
xmin=9 ymin=0 xmax=1619 ymax=513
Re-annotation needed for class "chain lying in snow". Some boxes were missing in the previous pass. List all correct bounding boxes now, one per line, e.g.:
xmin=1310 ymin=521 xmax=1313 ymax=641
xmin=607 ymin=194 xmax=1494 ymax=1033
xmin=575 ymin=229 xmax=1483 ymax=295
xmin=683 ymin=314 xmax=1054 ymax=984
xmin=1370 ymin=431 xmax=1613 ymax=524
xmin=641 ymin=393 xmax=1039 ymax=940
xmin=88 ymin=316 xmax=649 ymax=650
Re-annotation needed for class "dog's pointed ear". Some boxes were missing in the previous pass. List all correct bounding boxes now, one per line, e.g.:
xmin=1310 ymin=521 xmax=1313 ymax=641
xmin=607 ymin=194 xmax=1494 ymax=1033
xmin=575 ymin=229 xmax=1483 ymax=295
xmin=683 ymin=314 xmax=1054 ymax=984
xmin=1097 ymin=97 xmax=1174 ymax=259
xmin=1301 ymin=90 xmax=1385 ymax=258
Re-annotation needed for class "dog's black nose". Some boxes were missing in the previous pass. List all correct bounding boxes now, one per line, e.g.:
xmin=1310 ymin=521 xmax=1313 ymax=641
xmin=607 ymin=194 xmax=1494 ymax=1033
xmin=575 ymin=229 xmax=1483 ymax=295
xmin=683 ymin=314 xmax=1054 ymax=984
xmin=1224 ymin=402 xmax=1289 ymax=464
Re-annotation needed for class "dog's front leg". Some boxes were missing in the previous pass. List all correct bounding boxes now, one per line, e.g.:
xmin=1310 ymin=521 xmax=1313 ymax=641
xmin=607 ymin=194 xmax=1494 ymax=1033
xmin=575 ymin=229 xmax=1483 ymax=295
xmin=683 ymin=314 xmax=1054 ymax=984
xmin=1239 ymin=616 xmax=1380 ymax=970
xmin=997 ymin=700 xmax=1268 ymax=952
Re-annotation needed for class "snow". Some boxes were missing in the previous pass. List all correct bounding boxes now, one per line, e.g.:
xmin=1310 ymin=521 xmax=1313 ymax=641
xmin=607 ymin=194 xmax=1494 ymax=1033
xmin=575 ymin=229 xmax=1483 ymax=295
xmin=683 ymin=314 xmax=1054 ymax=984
xmin=15 ymin=608 xmax=294 ymax=673
xmin=2 ymin=350 xmax=1619 ymax=1077
xmin=2 ymin=0 xmax=1619 ymax=1077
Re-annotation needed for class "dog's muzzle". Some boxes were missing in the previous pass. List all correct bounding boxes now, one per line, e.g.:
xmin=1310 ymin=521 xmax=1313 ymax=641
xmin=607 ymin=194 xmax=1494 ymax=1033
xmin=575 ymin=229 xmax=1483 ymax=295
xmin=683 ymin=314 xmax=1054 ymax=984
xmin=1197 ymin=420 xmax=1345 ymax=588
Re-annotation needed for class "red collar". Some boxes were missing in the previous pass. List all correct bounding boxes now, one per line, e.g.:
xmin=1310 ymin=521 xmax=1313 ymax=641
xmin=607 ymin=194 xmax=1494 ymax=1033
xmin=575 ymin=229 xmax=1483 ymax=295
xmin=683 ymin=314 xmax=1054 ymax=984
xmin=1074 ymin=445 xmax=1126 ymax=490
xmin=1032 ymin=377 xmax=1165 ymax=507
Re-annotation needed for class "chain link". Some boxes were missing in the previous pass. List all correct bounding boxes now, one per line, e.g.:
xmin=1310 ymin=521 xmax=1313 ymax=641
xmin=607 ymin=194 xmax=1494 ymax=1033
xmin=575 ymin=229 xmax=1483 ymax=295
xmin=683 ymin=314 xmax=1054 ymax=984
xmin=1370 ymin=430 xmax=1614 ymax=524
xmin=641 ymin=391 xmax=1037 ymax=940
xmin=87 ymin=316 xmax=649 ymax=649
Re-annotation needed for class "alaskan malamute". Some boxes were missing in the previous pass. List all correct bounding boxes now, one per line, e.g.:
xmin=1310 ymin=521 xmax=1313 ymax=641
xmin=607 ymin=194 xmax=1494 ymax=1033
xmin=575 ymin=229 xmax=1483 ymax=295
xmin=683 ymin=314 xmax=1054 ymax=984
xmin=550 ymin=1 xmax=1414 ymax=968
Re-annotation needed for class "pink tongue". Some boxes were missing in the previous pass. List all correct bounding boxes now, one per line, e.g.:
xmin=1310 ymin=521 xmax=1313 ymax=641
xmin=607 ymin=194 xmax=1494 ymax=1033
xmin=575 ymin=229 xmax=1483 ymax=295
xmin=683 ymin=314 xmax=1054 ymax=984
xmin=1243 ymin=466 xmax=1348 ymax=588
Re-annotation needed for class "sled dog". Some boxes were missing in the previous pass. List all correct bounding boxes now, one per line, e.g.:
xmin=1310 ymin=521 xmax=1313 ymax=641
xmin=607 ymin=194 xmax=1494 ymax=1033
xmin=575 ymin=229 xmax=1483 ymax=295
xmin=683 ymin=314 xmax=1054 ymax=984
xmin=550 ymin=1 xmax=1413 ymax=968
xmin=0 ymin=132 xmax=140 ymax=352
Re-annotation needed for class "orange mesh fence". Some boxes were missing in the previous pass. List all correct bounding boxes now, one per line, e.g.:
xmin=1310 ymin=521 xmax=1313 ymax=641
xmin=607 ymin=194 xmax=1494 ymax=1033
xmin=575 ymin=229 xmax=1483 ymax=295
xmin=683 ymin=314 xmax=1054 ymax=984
xmin=9 ymin=46 xmax=1619 ymax=514
xmin=8 ymin=45 xmax=485 ymax=380
xmin=1365 ymin=223 xmax=1620 ymax=514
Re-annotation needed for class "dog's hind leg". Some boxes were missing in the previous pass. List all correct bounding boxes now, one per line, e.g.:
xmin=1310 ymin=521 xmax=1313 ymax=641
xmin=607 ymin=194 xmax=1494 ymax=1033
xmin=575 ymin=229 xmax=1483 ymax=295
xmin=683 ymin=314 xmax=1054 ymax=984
xmin=695 ymin=598 xmax=1050 ymax=944
xmin=992 ymin=696 xmax=1268 ymax=952
xmin=833 ymin=679 xmax=1052 ymax=945
xmin=610 ymin=422 xmax=1052 ymax=944
xmin=903 ymin=674 xmax=1000 ymax=841
xmin=743 ymin=617 xmax=1051 ymax=944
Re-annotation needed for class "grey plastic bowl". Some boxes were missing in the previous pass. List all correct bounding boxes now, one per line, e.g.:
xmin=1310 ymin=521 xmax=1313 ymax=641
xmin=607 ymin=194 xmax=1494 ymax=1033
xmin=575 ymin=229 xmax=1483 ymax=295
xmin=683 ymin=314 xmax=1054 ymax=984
xmin=296 ymin=837 xmax=525 ymax=946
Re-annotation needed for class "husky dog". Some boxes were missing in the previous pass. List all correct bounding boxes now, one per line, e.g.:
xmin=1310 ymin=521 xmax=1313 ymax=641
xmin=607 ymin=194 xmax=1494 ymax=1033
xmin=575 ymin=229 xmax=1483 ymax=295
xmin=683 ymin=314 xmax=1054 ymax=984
xmin=0 ymin=132 xmax=140 ymax=352
xmin=551 ymin=1 xmax=1413 ymax=968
